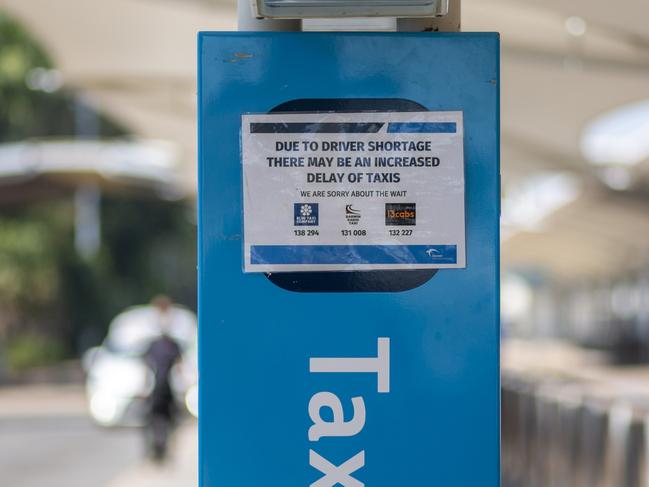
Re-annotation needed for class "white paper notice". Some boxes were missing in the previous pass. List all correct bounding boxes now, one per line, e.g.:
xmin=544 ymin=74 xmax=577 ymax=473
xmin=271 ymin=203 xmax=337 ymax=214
xmin=241 ymin=111 xmax=465 ymax=273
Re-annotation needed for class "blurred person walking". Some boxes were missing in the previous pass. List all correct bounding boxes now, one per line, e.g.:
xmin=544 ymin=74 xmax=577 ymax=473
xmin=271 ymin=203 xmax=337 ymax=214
xmin=84 ymin=294 xmax=198 ymax=458
xmin=143 ymin=295 xmax=184 ymax=462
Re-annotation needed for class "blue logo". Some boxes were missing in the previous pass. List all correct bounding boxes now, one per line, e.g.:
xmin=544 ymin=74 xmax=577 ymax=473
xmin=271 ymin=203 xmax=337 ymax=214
xmin=294 ymin=203 xmax=319 ymax=226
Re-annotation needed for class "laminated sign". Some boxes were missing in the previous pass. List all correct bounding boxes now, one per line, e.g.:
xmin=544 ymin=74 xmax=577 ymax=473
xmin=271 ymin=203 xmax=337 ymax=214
xmin=241 ymin=111 xmax=466 ymax=273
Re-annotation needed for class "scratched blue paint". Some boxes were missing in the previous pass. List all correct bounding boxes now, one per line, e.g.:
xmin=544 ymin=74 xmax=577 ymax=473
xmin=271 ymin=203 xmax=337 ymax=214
xmin=198 ymin=32 xmax=500 ymax=487
xmin=250 ymin=244 xmax=457 ymax=265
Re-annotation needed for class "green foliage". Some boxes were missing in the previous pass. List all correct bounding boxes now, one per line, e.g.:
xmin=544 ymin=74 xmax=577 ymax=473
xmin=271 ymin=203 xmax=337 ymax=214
xmin=0 ymin=13 xmax=197 ymax=373
xmin=0 ymin=12 xmax=125 ymax=142
xmin=0 ymin=12 xmax=50 ymax=73
xmin=0 ymin=202 xmax=70 ymax=343
xmin=0 ymin=196 xmax=196 ymax=365
xmin=0 ymin=219 xmax=59 ymax=308
xmin=6 ymin=333 xmax=66 ymax=372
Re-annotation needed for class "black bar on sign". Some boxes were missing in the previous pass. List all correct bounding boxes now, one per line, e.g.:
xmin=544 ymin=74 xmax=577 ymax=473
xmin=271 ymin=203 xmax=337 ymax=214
xmin=250 ymin=122 xmax=385 ymax=134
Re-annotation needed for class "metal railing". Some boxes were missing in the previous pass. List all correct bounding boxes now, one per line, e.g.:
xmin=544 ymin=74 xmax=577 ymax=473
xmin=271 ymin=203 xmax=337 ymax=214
xmin=503 ymin=372 xmax=649 ymax=487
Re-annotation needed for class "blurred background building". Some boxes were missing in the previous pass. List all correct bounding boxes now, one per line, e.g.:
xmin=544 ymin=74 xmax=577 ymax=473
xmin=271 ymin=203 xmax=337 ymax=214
xmin=0 ymin=0 xmax=648 ymax=486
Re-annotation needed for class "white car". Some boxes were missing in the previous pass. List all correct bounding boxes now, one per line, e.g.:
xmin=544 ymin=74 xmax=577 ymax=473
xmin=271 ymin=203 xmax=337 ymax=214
xmin=83 ymin=305 xmax=198 ymax=427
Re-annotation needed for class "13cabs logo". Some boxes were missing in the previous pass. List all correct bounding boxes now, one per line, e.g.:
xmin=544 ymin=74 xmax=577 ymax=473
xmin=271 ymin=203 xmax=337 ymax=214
xmin=385 ymin=203 xmax=416 ymax=226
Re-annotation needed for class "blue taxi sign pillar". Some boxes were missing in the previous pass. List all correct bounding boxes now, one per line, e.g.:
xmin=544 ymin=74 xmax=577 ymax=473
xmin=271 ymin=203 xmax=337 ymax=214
xmin=198 ymin=4 xmax=499 ymax=486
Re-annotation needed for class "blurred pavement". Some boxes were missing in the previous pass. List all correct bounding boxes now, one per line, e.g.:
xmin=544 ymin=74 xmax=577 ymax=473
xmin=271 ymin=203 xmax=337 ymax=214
xmin=107 ymin=421 xmax=197 ymax=487
xmin=0 ymin=384 xmax=197 ymax=487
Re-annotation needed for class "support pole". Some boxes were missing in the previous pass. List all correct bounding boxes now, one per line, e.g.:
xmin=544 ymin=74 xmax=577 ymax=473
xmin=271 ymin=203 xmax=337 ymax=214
xmin=238 ymin=0 xmax=301 ymax=32
xmin=74 ymin=96 xmax=101 ymax=260
xmin=397 ymin=0 xmax=460 ymax=32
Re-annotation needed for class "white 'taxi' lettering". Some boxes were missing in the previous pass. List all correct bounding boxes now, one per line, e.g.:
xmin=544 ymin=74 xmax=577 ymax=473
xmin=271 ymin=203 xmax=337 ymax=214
xmin=308 ymin=392 xmax=366 ymax=441
xmin=309 ymin=338 xmax=390 ymax=393
xmin=309 ymin=449 xmax=365 ymax=487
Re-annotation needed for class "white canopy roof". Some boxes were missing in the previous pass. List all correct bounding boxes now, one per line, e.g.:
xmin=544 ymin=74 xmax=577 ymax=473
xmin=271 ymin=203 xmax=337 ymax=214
xmin=1 ymin=0 xmax=648 ymax=281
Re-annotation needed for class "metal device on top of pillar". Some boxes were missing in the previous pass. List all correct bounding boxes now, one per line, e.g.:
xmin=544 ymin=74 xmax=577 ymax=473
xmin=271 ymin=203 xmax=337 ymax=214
xmin=238 ymin=0 xmax=460 ymax=32
xmin=198 ymin=1 xmax=499 ymax=486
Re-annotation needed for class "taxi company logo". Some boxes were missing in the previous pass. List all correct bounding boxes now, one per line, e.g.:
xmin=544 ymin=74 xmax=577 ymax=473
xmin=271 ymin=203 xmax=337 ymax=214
xmin=345 ymin=205 xmax=361 ymax=225
xmin=294 ymin=203 xmax=319 ymax=226
xmin=385 ymin=203 xmax=416 ymax=226
xmin=426 ymin=248 xmax=442 ymax=259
